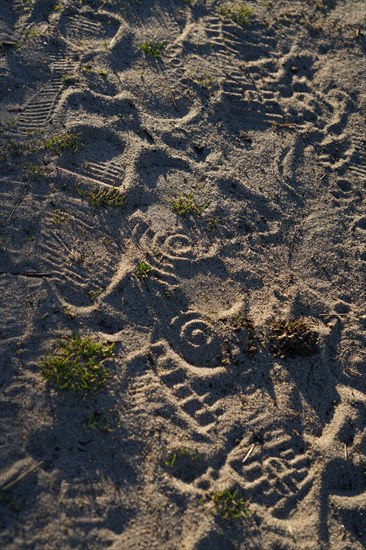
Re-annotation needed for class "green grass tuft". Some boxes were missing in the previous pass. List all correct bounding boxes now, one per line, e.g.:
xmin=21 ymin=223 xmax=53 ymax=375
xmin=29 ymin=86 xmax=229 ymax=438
xmin=163 ymin=448 xmax=201 ymax=468
xmin=188 ymin=72 xmax=215 ymax=90
xmin=218 ymin=3 xmax=253 ymax=26
xmin=140 ymin=41 xmax=166 ymax=58
xmin=49 ymin=209 xmax=70 ymax=225
xmin=83 ymin=408 xmax=120 ymax=433
xmin=135 ymin=261 xmax=152 ymax=280
xmin=28 ymin=164 xmax=46 ymax=180
xmin=39 ymin=334 xmax=115 ymax=395
xmin=210 ymin=488 xmax=251 ymax=520
xmin=170 ymin=192 xmax=208 ymax=217
xmin=77 ymin=186 xmax=125 ymax=207
xmin=43 ymin=132 xmax=82 ymax=154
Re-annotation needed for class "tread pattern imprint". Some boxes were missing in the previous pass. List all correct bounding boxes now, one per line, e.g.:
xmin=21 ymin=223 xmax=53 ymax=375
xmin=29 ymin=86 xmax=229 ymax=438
xmin=0 ymin=1 xmax=365 ymax=549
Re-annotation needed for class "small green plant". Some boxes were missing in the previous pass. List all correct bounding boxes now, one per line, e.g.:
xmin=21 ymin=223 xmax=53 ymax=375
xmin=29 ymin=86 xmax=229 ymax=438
xmin=209 ymin=488 xmax=251 ymax=520
xmin=101 ymin=235 xmax=112 ymax=246
xmin=140 ymin=41 xmax=166 ymax=58
xmin=81 ymin=64 xmax=108 ymax=76
xmin=163 ymin=447 xmax=205 ymax=482
xmin=28 ymin=163 xmax=45 ymax=179
xmin=22 ymin=26 xmax=42 ymax=41
xmin=218 ymin=3 xmax=253 ymax=26
xmin=163 ymin=448 xmax=201 ymax=468
xmin=206 ymin=215 xmax=219 ymax=231
xmin=188 ymin=73 xmax=215 ymax=89
xmin=88 ymin=287 xmax=102 ymax=300
xmin=16 ymin=0 xmax=33 ymax=13
xmin=39 ymin=334 xmax=115 ymax=395
xmin=49 ymin=209 xmax=69 ymax=224
xmin=61 ymin=72 xmax=79 ymax=85
xmin=44 ymin=132 xmax=82 ymax=154
xmin=268 ymin=319 xmax=319 ymax=358
xmin=170 ymin=193 xmax=208 ymax=217
xmin=25 ymin=128 xmax=44 ymax=136
xmin=77 ymin=186 xmax=125 ymax=207
xmin=83 ymin=408 xmax=119 ymax=433
xmin=135 ymin=261 xmax=152 ymax=280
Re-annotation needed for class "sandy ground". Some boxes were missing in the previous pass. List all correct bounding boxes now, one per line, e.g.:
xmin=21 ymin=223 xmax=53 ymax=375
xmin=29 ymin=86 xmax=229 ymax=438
xmin=0 ymin=0 xmax=366 ymax=548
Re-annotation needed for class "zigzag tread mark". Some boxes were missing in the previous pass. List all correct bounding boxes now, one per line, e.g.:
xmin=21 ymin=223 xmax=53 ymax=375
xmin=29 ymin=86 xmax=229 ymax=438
xmin=152 ymin=352 xmax=219 ymax=431
xmin=76 ymin=161 xmax=123 ymax=187
xmin=17 ymin=77 xmax=67 ymax=131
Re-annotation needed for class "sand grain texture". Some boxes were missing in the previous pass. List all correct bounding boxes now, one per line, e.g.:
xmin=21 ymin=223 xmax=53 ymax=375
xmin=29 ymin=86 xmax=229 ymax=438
xmin=0 ymin=0 xmax=365 ymax=548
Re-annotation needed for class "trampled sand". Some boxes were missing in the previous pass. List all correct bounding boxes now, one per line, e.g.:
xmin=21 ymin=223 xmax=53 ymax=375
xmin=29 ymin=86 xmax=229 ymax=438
xmin=0 ymin=0 xmax=365 ymax=548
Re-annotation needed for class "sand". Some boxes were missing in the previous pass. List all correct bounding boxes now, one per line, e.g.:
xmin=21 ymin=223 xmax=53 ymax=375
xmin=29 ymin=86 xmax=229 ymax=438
xmin=0 ymin=0 xmax=365 ymax=548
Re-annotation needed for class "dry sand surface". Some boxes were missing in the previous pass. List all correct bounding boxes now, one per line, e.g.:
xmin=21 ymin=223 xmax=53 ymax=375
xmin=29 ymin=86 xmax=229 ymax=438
xmin=1 ymin=0 xmax=366 ymax=548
